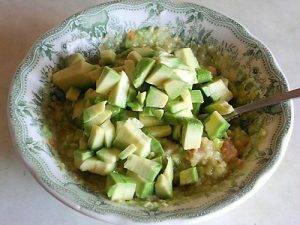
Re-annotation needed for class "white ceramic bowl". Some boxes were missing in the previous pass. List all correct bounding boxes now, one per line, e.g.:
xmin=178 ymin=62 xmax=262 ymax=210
xmin=8 ymin=1 xmax=293 ymax=224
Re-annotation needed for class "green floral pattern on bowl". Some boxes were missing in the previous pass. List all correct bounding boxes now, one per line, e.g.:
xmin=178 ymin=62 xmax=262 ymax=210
xmin=8 ymin=0 xmax=293 ymax=224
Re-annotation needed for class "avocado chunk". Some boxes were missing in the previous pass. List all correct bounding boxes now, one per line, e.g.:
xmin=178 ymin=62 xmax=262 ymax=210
xmin=66 ymin=87 xmax=80 ymax=101
xmin=127 ymin=102 xmax=143 ymax=112
xmin=100 ymin=49 xmax=116 ymax=65
xmin=88 ymin=125 xmax=105 ymax=150
xmin=143 ymin=108 xmax=164 ymax=119
xmin=132 ymin=58 xmax=155 ymax=88
xmin=106 ymin=172 xmax=136 ymax=201
xmin=190 ymin=90 xmax=204 ymax=103
xmin=167 ymin=99 xmax=189 ymax=113
xmin=127 ymin=171 xmax=154 ymax=199
xmin=181 ymin=120 xmax=203 ymax=150
xmin=204 ymin=100 xmax=234 ymax=115
xmin=105 ymin=105 xmax=122 ymax=117
xmin=82 ymin=101 xmax=106 ymax=123
xmin=84 ymin=109 xmax=112 ymax=134
xmin=155 ymin=157 xmax=173 ymax=198
xmin=179 ymin=167 xmax=198 ymax=185
xmin=113 ymin=118 xmax=151 ymax=157
xmin=124 ymin=154 xmax=162 ymax=181
xmin=137 ymin=91 xmax=147 ymax=105
xmin=146 ymin=86 xmax=168 ymax=108
xmin=100 ymin=119 xmax=116 ymax=148
xmin=147 ymin=134 xmax=164 ymax=157
xmin=201 ymin=79 xmax=233 ymax=102
xmin=80 ymin=157 xmax=115 ymax=175
xmin=67 ymin=53 xmax=85 ymax=65
xmin=52 ymin=61 xmax=96 ymax=91
xmin=163 ymin=79 xmax=189 ymax=100
xmin=142 ymin=125 xmax=172 ymax=138
xmin=204 ymin=111 xmax=230 ymax=139
xmin=119 ymin=144 xmax=137 ymax=160
xmin=175 ymin=48 xmax=200 ymax=70
xmin=145 ymin=64 xmax=175 ymax=87
xmin=108 ymin=71 xmax=130 ymax=108
xmin=181 ymin=89 xmax=193 ymax=110
xmin=172 ymin=68 xmax=198 ymax=85
xmin=73 ymin=150 xmax=94 ymax=168
xmin=158 ymin=56 xmax=190 ymax=70
xmin=196 ymin=68 xmax=213 ymax=83
xmin=96 ymin=147 xmax=121 ymax=163
xmin=139 ymin=113 xmax=165 ymax=127
xmin=96 ymin=67 xmax=121 ymax=96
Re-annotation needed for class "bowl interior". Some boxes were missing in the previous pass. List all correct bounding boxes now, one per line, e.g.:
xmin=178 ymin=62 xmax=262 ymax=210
xmin=9 ymin=0 xmax=292 ymax=223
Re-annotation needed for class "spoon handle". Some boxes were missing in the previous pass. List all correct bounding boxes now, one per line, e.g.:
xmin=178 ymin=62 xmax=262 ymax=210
xmin=226 ymin=88 xmax=300 ymax=121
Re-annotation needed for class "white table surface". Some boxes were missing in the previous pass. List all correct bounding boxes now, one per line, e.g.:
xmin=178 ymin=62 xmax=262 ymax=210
xmin=1 ymin=0 xmax=299 ymax=224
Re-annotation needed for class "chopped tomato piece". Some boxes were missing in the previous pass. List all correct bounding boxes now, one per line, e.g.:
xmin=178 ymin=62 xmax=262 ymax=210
xmin=221 ymin=140 xmax=238 ymax=162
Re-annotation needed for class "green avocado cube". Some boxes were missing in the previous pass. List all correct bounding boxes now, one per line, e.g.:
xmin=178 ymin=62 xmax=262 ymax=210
xmin=175 ymin=48 xmax=200 ymax=70
xmin=179 ymin=167 xmax=198 ymax=185
xmin=204 ymin=101 xmax=234 ymax=115
xmin=196 ymin=68 xmax=213 ymax=83
xmin=181 ymin=120 xmax=203 ymax=150
xmin=201 ymin=79 xmax=233 ymax=102
xmin=142 ymin=125 xmax=172 ymax=138
xmin=204 ymin=111 xmax=230 ymax=139
xmin=119 ymin=144 xmax=137 ymax=160
xmin=127 ymin=171 xmax=154 ymax=199
xmin=190 ymin=90 xmax=204 ymax=103
xmin=146 ymin=86 xmax=168 ymax=108
xmin=95 ymin=67 xmax=120 ymax=96
xmin=88 ymin=125 xmax=105 ymax=150
xmin=132 ymin=58 xmax=155 ymax=88
xmin=82 ymin=101 xmax=106 ymax=123
xmin=96 ymin=148 xmax=121 ymax=163
xmin=108 ymin=71 xmax=130 ymax=108
xmin=73 ymin=150 xmax=94 ymax=168
xmin=163 ymin=79 xmax=189 ymax=100
xmin=145 ymin=64 xmax=175 ymax=87
xmin=80 ymin=157 xmax=115 ymax=175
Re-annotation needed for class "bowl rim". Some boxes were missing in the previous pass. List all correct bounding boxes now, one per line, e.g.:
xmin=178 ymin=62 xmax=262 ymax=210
xmin=7 ymin=0 xmax=293 ymax=224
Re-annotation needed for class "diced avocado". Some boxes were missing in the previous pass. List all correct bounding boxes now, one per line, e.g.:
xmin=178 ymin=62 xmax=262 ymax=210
xmin=100 ymin=49 xmax=116 ymax=65
xmin=152 ymin=156 xmax=163 ymax=164
xmin=132 ymin=47 xmax=156 ymax=57
xmin=106 ymin=172 xmax=136 ymax=201
xmin=84 ymin=109 xmax=112 ymax=134
xmin=108 ymin=71 xmax=130 ymax=108
xmin=84 ymin=88 xmax=103 ymax=103
xmin=86 ymin=67 xmax=102 ymax=84
xmin=100 ymin=120 xmax=116 ymax=147
xmin=119 ymin=144 xmax=137 ymax=160
xmin=173 ymin=68 xmax=198 ymax=86
xmin=155 ymin=174 xmax=172 ymax=199
xmin=124 ymin=60 xmax=135 ymax=81
xmin=181 ymin=120 xmax=203 ymax=150
xmin=158 ymin=56 xmax=190 ymax=70
xmin=181 ymin=89 xmax=193 ymax=110
xmin=163 ymin=79 xmax=189 ymax=100
xmin=127 ymin=102 xmax=143 ymax=112
xmin=127 ymin=51 xmax=142 ymax=63
xmin=67 ymin=53 xmax=85 ymax=65
xmin=105 ymin=104 xmax=121 ymax=117
xmin=190 ymin=90 xmax=204 ymax=103
xmin=145 ymin=64 xmax=175 ymax=87
xmin=73 ymin=150 xmax=94 ymax=168
xmin=146 ymin=86 xmax=168 ymax=108
xmin=132 ymin=58 xmax=155 ymax=88
xmin=179 ymin=167 xmax=198 ymax=185
xmin=204 ymin=101 xmax=234 ymax=115
xmin=139 ymin=113 xmax=165 ymax=127
xmin=124 ymin=154 xmax=162 ymax=181
xmin=143 ymin=125 xmax=172 ymax=138
xmin=88 ymin=125 xmax=105 ymax=150
xmin=127 ymin=87 xmax=137 ymax=103
xmin=172 ymin=109 xmax=193 ymax=118
xmin=52 ymin=61 xmax=96 ymax=91
xmin=167 ymin=100 xmax=189 ymax=113
xmin=137 ymin=91 xmax=146 ymax=105
xmin=80 ymin=157 xmax=115 ymax=175
xmin=155 ymin=157 xmax=173 ymax=199
xmin=113 ymin=119 xmax=151 ymax=157
xmin=172 ymin=125 xmax=182 ymax=141
xmin=95 ymin=67 xmax=120 ymax=96
xmin=192 ymin=103 xmax=201 ymax=115
xmin=201 ymin=79 xmax=233 ymax=102
xmin=175 ymin=48 xmax=200 ymax=70
xmin=96 ymin=148 xmax=121 ymax=163
xmin=196 ymin=68 xmax=213 ymax=83
xmin=204 ymin=111 xmax=230 ymax=139
xmin=143 ymin=108 xmax=164 ymax=119
xmin=66 ymin=87 xmax=80 ymax=101
xmin=127 ymin=117 xmax=144 ymax=129
xmin=82 ymin=101 xmax=106 ymax=123
xmin=163 ymin=112 xmax=196 ymax=125
xmin=148 ymin=134 xmax=164 ymax=156
xmin=127 ymin=171 xmax=154 ymax=199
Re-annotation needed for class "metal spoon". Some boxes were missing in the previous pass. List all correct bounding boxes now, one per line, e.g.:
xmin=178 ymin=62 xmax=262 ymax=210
xmin=224 ymin=88 xmax=300 ymax=121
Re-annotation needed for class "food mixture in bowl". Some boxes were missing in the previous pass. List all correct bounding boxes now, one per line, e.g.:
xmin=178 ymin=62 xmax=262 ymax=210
xmin=44 ymin=27 xmax=262 ymax=203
